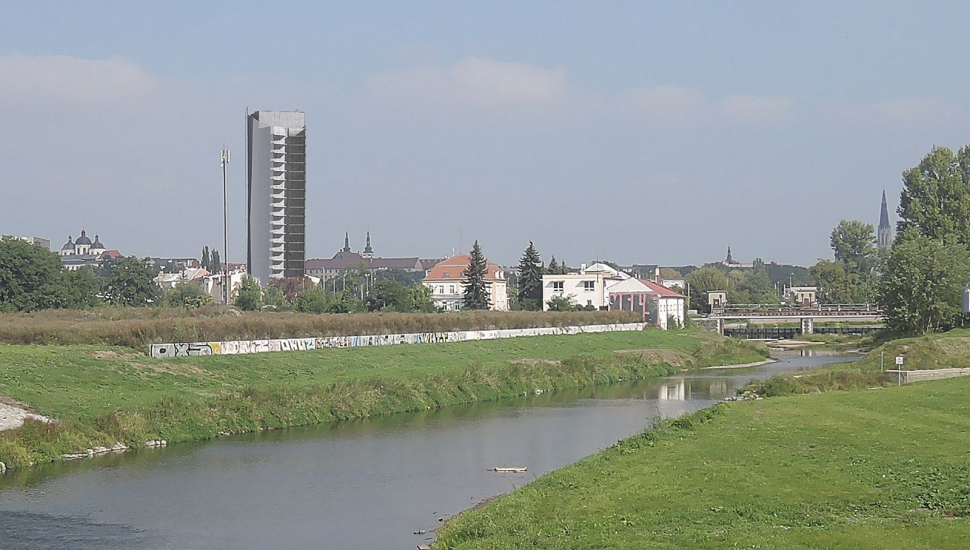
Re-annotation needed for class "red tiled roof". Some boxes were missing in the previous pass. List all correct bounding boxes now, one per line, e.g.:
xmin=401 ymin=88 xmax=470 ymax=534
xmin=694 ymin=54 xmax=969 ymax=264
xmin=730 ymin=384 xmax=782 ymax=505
xmin=639 ymin=279 xmax=685 ymax=298
xmin=424 ymin=254 xmax=503 ymax=281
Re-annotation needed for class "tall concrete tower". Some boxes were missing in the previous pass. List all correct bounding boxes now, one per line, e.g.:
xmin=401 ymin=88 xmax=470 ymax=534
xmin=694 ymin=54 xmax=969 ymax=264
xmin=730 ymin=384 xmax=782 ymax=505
xmin=247 ymin=111 xmax=306 ymax=283
xmin=878 ymin=190 xmax=892 ymax=249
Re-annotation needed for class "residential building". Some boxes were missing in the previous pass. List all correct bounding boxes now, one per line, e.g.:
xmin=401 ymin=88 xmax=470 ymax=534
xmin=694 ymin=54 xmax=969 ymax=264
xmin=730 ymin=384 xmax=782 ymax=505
xmin=247 ymin=110 xmax=306 ymax=284
xmin=3 ymin=235 xmax=50 ymax=250
xmin=202 ymin=268 xmax=250 ymax=305
xmin=786 ymin=286 xmax=818 ymax=307
xmin=878 ymin=190 xmax=893 ymax=249
xmin=542 ymin=263 xmax=627 ymax=311
xmin=423 ymin=254 xmax=509 ymax=311
xmin=153 ymin=267 xmax=209 ymax=291
xmin=608 ymin=278 xmax=686 ymax=329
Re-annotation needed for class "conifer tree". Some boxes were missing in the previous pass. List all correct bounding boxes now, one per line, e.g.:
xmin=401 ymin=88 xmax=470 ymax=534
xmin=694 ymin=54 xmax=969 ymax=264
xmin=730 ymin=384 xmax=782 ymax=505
xmin=547 ymin=256 xmax=560 ymax=275
xmin=516 ymin=241 xmax=543 ymax=310
xmin=211 ymin=249 xmax=221 ymax=273
xmin=462 ymin=240 xmax=490 ymax=310
xmin=201 ymin=246 xmax=210 ymax=271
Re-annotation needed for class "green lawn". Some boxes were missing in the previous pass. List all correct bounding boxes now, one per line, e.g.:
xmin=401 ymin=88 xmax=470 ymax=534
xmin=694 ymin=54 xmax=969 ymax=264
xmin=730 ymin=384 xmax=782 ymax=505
xmin=0 ymin=329 xmax=750 ymax=422
xmin=0 ymin=329 xmax=767 ymax=469
xmin=435 ymin=376 xmax=970 ymax=549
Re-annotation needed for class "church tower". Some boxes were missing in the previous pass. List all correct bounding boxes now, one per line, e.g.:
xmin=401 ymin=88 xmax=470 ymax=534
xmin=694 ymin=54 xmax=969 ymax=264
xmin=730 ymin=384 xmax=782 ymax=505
xmin=342 ymin=232 xmax=351 ymax=253
xmin=878 ymin=190 xmax=893 ymax=249
xmin=362 ymin=231 xmax=374 ymax=259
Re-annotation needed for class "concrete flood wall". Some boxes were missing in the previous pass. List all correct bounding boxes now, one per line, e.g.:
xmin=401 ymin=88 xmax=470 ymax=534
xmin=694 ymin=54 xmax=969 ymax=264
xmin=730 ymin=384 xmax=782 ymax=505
xmin=149 ymin=322 xmax=648 ymax=359
xmin=887 ymin=368 xmax=970 ymax=384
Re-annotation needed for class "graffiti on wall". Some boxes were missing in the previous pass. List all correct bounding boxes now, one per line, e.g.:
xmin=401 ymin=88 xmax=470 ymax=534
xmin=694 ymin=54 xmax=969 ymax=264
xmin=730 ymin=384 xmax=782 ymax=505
xmin=149 ymin=323 xmax=646 ymax=359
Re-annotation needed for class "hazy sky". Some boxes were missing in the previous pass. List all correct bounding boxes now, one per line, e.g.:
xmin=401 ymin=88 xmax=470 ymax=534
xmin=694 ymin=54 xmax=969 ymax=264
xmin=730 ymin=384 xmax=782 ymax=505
xmin=2 ymin=1 xmax=968 ymax=267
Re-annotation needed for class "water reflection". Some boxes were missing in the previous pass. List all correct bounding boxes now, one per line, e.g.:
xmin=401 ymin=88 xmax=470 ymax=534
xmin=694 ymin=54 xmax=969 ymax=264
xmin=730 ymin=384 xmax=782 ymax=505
xmin=0 ymin=353 xmax=857 ymax=550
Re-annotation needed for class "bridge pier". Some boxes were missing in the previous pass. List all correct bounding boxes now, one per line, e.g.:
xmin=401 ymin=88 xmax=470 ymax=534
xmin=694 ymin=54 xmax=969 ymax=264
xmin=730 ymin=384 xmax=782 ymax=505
xmin=801 ymin=317 xmax=814 ymax=335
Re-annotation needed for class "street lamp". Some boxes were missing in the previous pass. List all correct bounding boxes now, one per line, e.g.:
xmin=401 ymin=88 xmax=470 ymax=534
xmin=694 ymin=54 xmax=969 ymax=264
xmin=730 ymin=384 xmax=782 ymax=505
xmin=220 ymin=147 xmax=230 ymax=306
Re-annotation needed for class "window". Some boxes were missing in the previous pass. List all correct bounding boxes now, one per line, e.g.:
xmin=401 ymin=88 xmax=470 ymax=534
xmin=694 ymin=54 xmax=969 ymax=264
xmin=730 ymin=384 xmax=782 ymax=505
xmin=586 ymin=300 xmax=593 ymax=306
xmin=438 ymin=286 xmax=444 ymax=293
xmin=552 ymin=281 xmax=564 ymax=292
xmin=449 ymin=285 xmax=455 ymax=294
xmin=583 ymin=281 xmax=595 ymax=292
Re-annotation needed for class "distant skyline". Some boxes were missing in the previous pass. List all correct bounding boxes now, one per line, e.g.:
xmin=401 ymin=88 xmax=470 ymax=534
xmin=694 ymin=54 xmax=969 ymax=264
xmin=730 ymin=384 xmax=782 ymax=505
xmin=1 ymin=1 xmax=967 ymax=267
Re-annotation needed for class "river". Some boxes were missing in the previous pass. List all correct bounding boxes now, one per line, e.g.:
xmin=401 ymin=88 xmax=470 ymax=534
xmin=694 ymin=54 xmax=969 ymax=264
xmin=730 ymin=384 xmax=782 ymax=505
xmin=0 ymin=353 xmax=852 ymax=549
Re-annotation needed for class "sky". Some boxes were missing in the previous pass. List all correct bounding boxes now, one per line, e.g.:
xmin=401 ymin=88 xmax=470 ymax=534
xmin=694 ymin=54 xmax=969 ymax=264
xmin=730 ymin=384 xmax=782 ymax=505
xmin=1 ymin=1 xmax=968 ymax=267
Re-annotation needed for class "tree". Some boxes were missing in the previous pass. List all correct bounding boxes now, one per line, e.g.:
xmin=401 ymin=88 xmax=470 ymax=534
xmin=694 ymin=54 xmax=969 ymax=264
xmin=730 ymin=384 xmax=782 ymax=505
xmin=546 ymin=295 xmax=577 ymax=311
xmin=686 ymin=267 xmax=730 ymax=313
xmin=407 ymin=284 xmax=437 ymax=313
xmin=65 ymin=267 xmax=100 ymax=309
xmin=201 ymin=246 xmax=210 ymax=272
xmin=234 ymin=275 xmax=262 ymax=311
xmin=462 ymin=240 xmax=490 ymax=310
xmin=546 ymin=256 xmax=560 ymax=275
xmin=295 ymin=284 xmax=328 ymax=313
xmin=366 ymin=279 xmax=411 ymax=312
xmin=0 ymin=237 xmax=69 ymax=312
xmin=516 ymin=241 xmax=543 ymax=310
xmin=897 ymin=145 xmax=970 ymax=247
xmin=103 ymin=256 xmax=156 ymax=306
xmin=810 ymin=260 xmax=854 ymax=304
xmin=211 ymin=249 xmax=221 ymax=274
xmin=261 ymin=285 xmax=286 ymax=310
xmin=163 ymin=280 xmax=211 ymax=309
xmin=830 ymin=220 xmax=877 ymax=274
xmin=877 ymin=230 xmax=970 ymax=334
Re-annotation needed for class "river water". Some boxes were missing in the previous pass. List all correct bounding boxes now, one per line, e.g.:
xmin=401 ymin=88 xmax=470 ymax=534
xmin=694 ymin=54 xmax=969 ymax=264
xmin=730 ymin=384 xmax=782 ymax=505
xmin=0 ymin=353 xmax=851 ymax=549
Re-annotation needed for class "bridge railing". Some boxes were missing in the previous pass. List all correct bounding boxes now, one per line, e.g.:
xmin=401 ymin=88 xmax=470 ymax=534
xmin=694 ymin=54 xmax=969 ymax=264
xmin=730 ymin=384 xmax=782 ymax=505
xmin=711 ymin=303 xmax=881 ymax=316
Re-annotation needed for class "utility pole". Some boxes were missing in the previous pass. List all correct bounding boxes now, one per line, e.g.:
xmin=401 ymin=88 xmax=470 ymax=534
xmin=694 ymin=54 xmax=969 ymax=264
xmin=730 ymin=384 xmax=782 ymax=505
xmin=221 ymin=147 xmax=231 ymax=306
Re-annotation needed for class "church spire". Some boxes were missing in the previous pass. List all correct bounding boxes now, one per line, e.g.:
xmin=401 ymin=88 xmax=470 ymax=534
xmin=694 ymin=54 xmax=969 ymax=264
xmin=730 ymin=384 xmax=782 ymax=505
xmin=878 ymin=190 xmax=893 ymax=249
xmin=725 ymin=246 xmax=734 ymax=264
xmin=362 ymin=231 xmax=374 ymax=259
xmin=342 ymin=232 xmax=351 ymax=253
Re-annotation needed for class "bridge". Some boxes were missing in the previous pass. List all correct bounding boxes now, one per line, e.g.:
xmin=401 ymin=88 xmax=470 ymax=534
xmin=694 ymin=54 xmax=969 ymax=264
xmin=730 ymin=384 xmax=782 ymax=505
xmin=705 ymin=304 xmax=883 ymax=336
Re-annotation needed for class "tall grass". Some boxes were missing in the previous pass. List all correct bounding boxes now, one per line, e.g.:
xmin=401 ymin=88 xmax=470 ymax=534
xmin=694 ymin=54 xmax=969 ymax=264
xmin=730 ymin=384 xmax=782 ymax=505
xmin=0 ymin=307 xmax=639 ymax=350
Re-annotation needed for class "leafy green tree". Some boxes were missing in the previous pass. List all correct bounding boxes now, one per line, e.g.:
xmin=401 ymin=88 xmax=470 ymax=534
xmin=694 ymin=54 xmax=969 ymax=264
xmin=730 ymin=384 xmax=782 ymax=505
xmin=163 ymin=281 xmax=211 ymax=309
xmin=897 ymin=145 xmax=970 ymax=247
xmin=103 ymin=256 xmax=156 ymax=306
xmin=65 ymin=267 xmax=101 ymax=309
xmin=295 ymin=284 xmax=328 ymax=313
xmin=810 ymin=260 xmax=854 ymax=304
xmin=366 ymin=279 xmax=411 ymax=311
xmin=516 ymin=241 xmax=543 ymax=310
xmin=261 ymin=285 xmax=287 ymax=310
xmin=462 ymin=240 xmax=490 ymax=310
xmin=408 ymin=284 xmax=437 ymax=313
xmin=877 ymin=230 xmax=970 ymax=334
xmin=211 ymin=249 xmax=221 ymax=273
xmin=830 ymin=220 xmax=877 ymax=274
xmin=0 ymin=237 xmax=69 ymax=312
xmin=201 ymin=246 xmax=210 ymax=272
xmin=546 ymin=295 xmax=577 ymax=311
xmin=686 ymin=267 xmax=730 ymax=313
xmin=234 ymin=275 xmax=262 ymax=311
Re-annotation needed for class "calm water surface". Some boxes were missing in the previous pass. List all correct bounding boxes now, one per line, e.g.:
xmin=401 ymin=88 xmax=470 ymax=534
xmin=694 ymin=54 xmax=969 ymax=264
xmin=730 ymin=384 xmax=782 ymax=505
xmin=0 ymin=353 xmax=852 ymax=549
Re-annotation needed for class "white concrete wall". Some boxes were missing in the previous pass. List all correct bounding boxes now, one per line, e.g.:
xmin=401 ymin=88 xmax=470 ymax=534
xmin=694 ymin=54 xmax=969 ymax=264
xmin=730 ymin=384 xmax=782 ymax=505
xmin=150 ymin=322 xmax=647 ymax=358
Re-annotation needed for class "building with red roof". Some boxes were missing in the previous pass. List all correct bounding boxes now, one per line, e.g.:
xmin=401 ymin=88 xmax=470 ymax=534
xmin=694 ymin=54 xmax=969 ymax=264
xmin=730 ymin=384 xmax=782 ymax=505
xmin=423 ymin=254 xmax=509 ymax=311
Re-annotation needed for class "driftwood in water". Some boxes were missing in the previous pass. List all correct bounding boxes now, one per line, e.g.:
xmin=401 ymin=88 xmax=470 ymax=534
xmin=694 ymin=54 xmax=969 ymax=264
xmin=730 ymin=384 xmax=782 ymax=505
xmin=488 ymin=467 xmax=527 ymax=473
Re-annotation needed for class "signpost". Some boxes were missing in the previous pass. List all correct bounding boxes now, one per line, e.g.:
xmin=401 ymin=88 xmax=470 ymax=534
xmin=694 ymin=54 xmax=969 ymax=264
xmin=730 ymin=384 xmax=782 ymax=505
xmin=896 ymin=356 xmax=904 ymax=386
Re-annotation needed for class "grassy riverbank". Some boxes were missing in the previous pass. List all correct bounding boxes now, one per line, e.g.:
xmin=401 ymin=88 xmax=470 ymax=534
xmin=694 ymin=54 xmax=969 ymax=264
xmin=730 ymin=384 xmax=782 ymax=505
xmin=0 ymin=308 xmax=637 ymax=349
xmin=435 ymin=375 xmax=970 ymax=549
xmin=0 ymin=329 xmax=767 ymax=470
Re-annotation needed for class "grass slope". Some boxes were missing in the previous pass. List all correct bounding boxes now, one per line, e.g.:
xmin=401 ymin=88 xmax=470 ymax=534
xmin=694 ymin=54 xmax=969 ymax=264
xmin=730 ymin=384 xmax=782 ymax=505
xmin=436 ymin=377 xmax=970 ymax=549
xmin=0 ymin=330 xmax=766 ymax=469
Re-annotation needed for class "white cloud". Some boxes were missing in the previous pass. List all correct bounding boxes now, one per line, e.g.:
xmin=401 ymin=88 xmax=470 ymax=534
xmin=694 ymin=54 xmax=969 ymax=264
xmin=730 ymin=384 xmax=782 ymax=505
xmin=367 ymin=56 xmax=567 ymax=108
xmin=719 ymin=95 xmax=795 ymax=124
xmin=0 ymin=54 xmax=152 ymax=104
xmin=618 ymin=85 xmax=707 ymax=122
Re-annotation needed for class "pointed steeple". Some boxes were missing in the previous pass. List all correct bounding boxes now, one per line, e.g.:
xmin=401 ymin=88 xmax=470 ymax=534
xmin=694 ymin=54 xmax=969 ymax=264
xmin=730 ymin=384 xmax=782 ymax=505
xmin=362 ymin=231 xmax=374 ymax=258
xmin=878 ymin=190 xmax=893 ymax=249
xmin=725 ymin=246 xmax=734 ymax=264
xmin=342 ymin=232 xmax=351 ymax=253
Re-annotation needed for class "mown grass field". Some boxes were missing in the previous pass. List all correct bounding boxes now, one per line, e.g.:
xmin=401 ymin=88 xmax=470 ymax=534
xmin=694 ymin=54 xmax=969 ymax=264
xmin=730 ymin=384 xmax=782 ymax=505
xmin=0 ymin=329 xmax=767 ymax=469
xmin=435 ymin=375 xmax=970 ymax=549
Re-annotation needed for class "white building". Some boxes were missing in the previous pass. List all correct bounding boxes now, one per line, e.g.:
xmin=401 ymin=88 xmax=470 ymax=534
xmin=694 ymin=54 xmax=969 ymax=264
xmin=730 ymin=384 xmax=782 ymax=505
xmin=541 ymin=263 xmax=628 ymax=311
xmin=247 ymin=110 xmax=306 ymax=285
xmin=153 ymin=267 xmax=210 ymax=291
xmin=423 ymin=255 xmax=509 ymax=311
xmin=786 ymin=286 xmax=818 ymax=307
xmin=607 ymin=278 xmax=686 ymax=329
xmin=3 ymin=235 xmax=50 ymax=250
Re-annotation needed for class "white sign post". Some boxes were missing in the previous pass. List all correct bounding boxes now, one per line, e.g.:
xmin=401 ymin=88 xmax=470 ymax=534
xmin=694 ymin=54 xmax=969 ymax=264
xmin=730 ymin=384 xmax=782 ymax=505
xmin=895 ymin=356 xmax=904 ymax=386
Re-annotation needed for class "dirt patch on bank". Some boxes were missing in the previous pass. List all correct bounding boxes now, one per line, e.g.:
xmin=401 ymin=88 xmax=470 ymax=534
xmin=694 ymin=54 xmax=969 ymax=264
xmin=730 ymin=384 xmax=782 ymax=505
xmin=128 ymin=362 xmax=209 ymax=377
xmin=510 ymin=358 xmax=562 ymax=367
xmin=615 ymin=349 xmax=692 ymax=367
xmin=0 ymin=396 xmax=51 ymax=431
